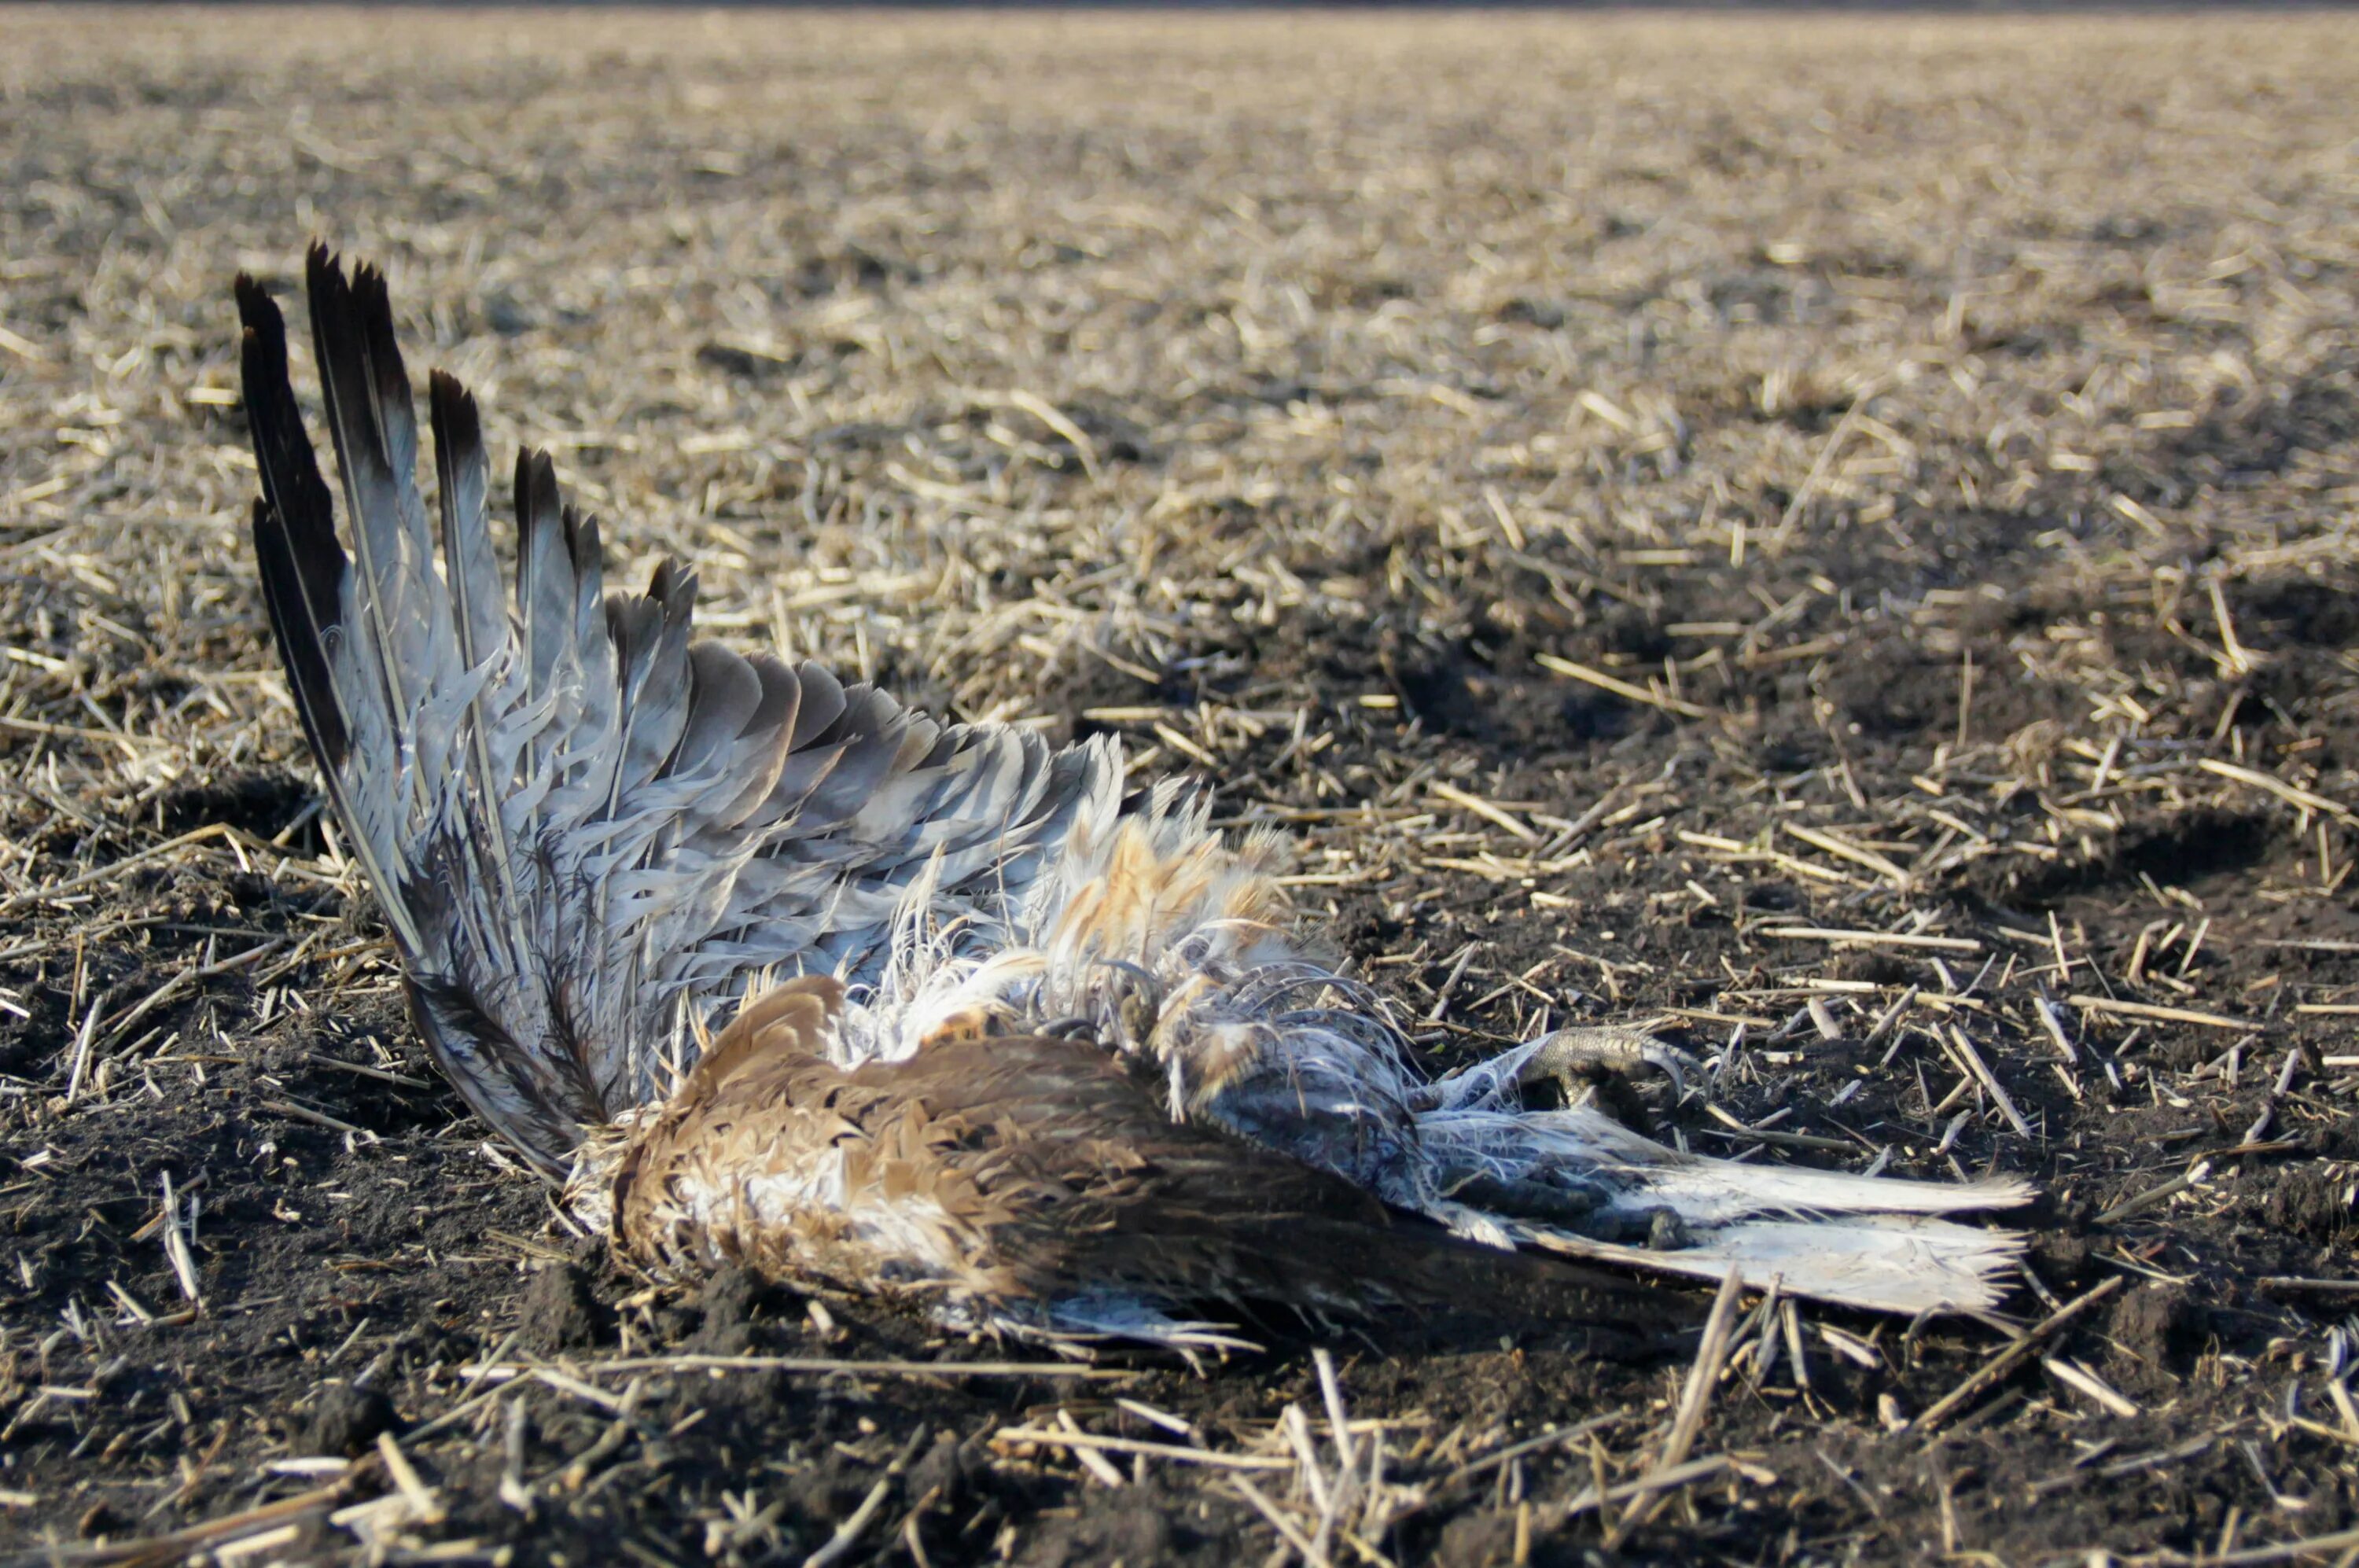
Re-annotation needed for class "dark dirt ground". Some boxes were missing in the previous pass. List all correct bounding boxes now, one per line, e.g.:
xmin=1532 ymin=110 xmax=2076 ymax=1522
xmin=6 ymin=9 xmax=2359 ymax=1565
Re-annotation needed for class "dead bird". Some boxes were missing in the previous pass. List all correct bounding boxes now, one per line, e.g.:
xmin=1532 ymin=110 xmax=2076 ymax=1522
xmin=234 ymin=245 xmax=2029 ymax=1346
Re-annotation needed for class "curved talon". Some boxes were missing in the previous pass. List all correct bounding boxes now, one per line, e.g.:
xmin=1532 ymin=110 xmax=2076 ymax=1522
xmin=1644 ymin=1207 xmax=1693 ymax=1251
xmin=1039 ymin=1016 xmax=1099 ymax=1043
xmin=1087 ymin=959 xmax=1167 ymax=1055
xmin=1519 ymin=1026 xmax=1701 ymax=1104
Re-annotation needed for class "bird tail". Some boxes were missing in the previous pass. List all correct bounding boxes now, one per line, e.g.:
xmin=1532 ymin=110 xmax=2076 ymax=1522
xmin=1420 ymin=1104 xmax=2031 ymax=1313
xmin=1512 ymin=1213 xmax=2024 ymax=1316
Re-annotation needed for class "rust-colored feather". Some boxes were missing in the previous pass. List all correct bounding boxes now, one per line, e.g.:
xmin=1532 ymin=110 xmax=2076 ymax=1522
xmin=608 ymin=988 xmax=1667 ymax=1332
xmin=680 ymin=974 xmax=844 ymax=1102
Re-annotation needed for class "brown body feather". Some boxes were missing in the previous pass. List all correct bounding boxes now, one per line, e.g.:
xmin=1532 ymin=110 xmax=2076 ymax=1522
xmin=609 ymin=985 xmax=1672 ymax=1332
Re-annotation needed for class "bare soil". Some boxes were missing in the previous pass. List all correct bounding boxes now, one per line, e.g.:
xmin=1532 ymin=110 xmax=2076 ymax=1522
xmin=5 ymin=9 xmax=2359 ymax=1564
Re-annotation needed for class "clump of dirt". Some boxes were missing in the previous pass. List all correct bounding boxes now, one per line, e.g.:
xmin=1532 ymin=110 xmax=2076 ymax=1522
xmin=2105 ymin=1283 xmax=2206 ymax=1384
xmin=685 ymin=1265 xmax=786 ymax=1356
xmin=297 ymin=1382 xmax=399 ymax=1459
xmin=514 ymin=1262 xmax=611 ymax=1356
xmin=2265 ymin=1167 xmax=2357 ymax=1245
xmin=156 ymin=770 xmax=315 ymax=840
xmin=1432 ymin=1509 xmax=1521 ymax=1568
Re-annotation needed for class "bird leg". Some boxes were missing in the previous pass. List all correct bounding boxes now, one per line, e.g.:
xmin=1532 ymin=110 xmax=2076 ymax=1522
xmin=1442 ymin=1171 xmax=1609 ymax=1227
xmin=1438 ymin=1169 xmax=1695 ymax=1250
xmin=1412 ymin=1028 xmax=1710 ymax=1248
xmin=1602 ymin=1206 xmax=1695 ymax=1251
xmin=1517 ymin=1025 xmax=1698 ymax=1109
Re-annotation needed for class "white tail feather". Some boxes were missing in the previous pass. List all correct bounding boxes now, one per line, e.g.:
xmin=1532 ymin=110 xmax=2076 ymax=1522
xmin=1514 ymin=1213 xmax=2026 ymax=1315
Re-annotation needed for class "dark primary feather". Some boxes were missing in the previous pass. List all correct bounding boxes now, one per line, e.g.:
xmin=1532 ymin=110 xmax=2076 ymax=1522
xmin=235 ymin=278 xmax=350 ymax=771
xmin=428 ymin=372 xmax=497 ymax=676
xmin=425 ymin=368 xmax=539 ymax=991
xmin=302 ymin=250 xmax=442 ymax=726
xmin=237 ymin=276 xmax=419 ymax=961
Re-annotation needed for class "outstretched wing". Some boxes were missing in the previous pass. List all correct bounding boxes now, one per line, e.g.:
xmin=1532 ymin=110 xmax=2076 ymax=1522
xmin=238 ymin=247 xmax=1117 ymax=1173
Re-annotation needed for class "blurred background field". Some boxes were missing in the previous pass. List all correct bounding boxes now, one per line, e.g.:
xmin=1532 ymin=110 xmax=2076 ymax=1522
xmin=6 ymin=9 xmax=2359 ymax=1564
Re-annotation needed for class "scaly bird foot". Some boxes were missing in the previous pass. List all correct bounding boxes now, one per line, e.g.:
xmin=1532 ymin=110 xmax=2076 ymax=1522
xmin=1518 ymin=1025 xmax=1700 ymax=1106
xmin=1441 ymin=1172 xmax=1610 ymax=1228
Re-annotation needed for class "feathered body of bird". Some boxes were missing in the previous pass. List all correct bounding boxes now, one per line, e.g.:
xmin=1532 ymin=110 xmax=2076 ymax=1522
xmin=236 ymin=248 xmax=2029 ymax=1345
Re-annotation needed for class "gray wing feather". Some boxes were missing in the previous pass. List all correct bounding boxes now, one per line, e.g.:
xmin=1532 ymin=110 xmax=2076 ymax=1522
xmin=241 ymin=248 xmax=1116 ymax=1173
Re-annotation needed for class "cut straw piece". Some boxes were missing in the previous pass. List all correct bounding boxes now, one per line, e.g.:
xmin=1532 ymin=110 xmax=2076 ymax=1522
xmin=1534 ymin=652 xmax=1713 ymax=719
xmin=1761 ymin=926 xmax=1982 ymax=954
xmin=1910 ymin=1276 xmax=2123 ymax=1434
xmin=2069 ymin=995 xmax=2255 ymax=1031
xmin=2042 ymin=1356 xmax=2140 ymax=1418
xmin=1783 ymin=823 xmax=1912 ymax=887
xmin=2199 ymin=758 xmax=2357 ymax=826
xmin=1429 ymin=781 xmax=1539 ymax=841
xmin=1943 ymin=1026 xmax=2033 ymax=1139
xmin=1606 ymin=1265 xmax=1745 ymax=1545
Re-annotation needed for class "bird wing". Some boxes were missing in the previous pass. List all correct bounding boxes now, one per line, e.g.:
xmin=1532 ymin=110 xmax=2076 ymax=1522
xmin=237 ymin=247 xmax=1117 ymax=1173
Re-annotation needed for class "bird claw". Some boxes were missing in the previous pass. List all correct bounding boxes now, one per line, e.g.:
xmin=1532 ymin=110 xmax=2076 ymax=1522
xmin=1086 ymin=959 xmax=1166 ymax=1057
xmin=1644 ymin=1206 xmax=1693 ymax=1251
xmin=1518 ymin=1025 xmax=1700 ymax=1105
